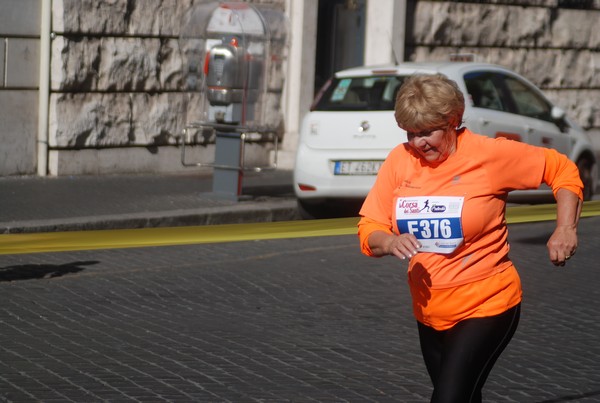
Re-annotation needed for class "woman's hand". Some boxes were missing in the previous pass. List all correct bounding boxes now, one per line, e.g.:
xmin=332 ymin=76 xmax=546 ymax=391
xmin=387 ymin=233 xmax=422 ymax=260
xmin=368 ymin=231 xmax=422 ymax=260
xmin=548 ymin=188 xmax=582 ymax=267
xmin=547 ymin=225 xmax=578 ymax=266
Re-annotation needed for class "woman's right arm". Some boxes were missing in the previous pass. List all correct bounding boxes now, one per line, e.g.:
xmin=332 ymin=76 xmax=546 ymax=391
xmin=368 ymin=230 xmax=421 ymax=260
xmin=357 ymin=146 xmax=419 ymax=260
xmin=358 ymin=217 xmax=421 ymax=260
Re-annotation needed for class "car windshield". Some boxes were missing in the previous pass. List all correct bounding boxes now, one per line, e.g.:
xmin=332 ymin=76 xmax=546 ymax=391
xmin=314 ymin=75 xmax=405 ymax=111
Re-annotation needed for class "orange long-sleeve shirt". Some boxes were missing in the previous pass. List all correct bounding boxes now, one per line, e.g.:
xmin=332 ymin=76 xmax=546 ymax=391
xmin=358 ymin=129 xmax=583 ymax=330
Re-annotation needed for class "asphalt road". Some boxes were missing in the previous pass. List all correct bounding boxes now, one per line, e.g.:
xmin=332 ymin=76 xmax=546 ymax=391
xmin=1 ymin=216 xmax=599 ymax=402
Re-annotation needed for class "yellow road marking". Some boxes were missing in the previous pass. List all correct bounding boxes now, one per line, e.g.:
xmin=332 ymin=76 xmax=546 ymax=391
xmin=1 ymin=201 xmax=599 ymax=255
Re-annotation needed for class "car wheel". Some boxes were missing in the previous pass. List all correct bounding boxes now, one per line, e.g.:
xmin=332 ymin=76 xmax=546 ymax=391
xmin=577 ymin=157 xmax=594 ymax=201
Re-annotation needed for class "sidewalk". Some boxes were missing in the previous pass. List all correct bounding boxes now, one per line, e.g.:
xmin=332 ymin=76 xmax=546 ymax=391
xmin=0 ymin=170 xmax=300 ymax=234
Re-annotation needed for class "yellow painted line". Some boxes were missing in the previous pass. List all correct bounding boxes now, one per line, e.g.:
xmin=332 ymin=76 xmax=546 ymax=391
xmin=0 ymin=217 xmax=359 ymax=255
xmin=1 ymin=201 xmax=599 ymax=256
xmin=507 ymin=199 xmax=600 ymax=223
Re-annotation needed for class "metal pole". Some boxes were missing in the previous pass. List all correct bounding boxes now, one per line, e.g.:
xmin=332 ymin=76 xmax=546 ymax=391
xmin=37 ymin=0 xmax=51 ymax=176
xmin=212 ymin=130 xmax=243 ymax=201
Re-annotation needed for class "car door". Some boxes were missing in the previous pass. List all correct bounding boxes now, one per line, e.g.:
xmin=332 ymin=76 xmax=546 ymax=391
xmin=499 ymin=74 xmax=571 ymax=154
xmin=463 ymin=71 xmax=532 ymax=143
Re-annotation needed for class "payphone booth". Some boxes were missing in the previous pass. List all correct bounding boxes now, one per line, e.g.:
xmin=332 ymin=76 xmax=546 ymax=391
xmin=179 ymin=1 xmax=288 ymax=200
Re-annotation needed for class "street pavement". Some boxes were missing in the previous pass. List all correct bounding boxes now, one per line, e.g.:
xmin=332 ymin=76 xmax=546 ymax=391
xmin=0 ymin=170 xmax=300 ymax=234
xmin=0 ymin=217 xmax=599 ymax=402
xmin=1 ymin=170 xmax=600 ymax=401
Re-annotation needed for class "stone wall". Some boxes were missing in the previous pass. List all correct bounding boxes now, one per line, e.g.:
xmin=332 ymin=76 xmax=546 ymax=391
xmin=51 ymin=1 xmax=193 ymax=148
xmin=406 ymin=0 xmax=600 ymax=130
xmin=49 ymin=0 xmax=285 ymax=175
xmin=3 ymin=0 xmax=598 ymax=176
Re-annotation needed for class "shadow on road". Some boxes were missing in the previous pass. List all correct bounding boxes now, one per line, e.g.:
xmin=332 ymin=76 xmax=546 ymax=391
xmin=0 ymin=261 xmax=98 ymax=282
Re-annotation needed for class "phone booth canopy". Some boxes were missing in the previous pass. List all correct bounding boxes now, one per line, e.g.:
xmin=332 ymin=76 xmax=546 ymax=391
xmin=180 ymin=1 xmax=288 ymax=133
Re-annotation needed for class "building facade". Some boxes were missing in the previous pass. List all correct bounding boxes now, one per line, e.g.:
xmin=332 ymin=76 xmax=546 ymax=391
xmin=1 ymin=0 xmax=599 ymax=176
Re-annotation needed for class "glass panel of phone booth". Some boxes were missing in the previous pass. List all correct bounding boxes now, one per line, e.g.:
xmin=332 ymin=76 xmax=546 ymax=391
xmin=179 ymin=1 xmax=288 ymax=133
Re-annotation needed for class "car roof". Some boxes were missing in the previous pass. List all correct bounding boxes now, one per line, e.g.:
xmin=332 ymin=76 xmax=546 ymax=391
xmin=334 ymin=62 xmax=511 ymax=78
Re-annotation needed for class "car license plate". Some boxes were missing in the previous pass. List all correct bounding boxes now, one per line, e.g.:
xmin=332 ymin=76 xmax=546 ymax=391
xmin=334 ymin=160 xmax=383 ymax=175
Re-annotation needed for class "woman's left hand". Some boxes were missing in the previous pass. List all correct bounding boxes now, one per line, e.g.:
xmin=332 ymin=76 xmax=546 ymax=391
xmin=547 ymin=225 xmax=578 ymax=266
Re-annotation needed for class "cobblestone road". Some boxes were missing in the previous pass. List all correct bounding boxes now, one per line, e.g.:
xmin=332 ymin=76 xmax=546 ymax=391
xmin=1 ymin=216 xmax=599 ymax=402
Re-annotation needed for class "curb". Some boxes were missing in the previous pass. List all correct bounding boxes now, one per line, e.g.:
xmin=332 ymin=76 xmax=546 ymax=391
xmin=1 ymin=200 xmax=301 ymax=234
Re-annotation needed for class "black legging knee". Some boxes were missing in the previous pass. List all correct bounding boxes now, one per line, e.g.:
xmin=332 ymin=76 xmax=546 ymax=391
xmin=417 ymin=304 xmax=521 ymax=403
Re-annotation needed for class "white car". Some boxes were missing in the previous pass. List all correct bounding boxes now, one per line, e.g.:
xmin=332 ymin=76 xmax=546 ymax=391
xmin=294 ymin=62 xmax=598 ymax=218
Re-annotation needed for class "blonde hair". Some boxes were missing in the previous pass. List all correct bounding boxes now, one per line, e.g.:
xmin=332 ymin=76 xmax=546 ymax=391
xmin=394 ymin=74 xmax=465 ymax=132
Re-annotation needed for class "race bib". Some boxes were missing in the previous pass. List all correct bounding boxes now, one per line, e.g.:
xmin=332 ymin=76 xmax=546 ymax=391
xmin=395 ymin=196 xmax=464 ymax=254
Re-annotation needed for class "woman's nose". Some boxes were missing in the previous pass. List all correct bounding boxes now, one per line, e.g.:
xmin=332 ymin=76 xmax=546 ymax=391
xmin=412 ymin=136 xmax=427 ymax=148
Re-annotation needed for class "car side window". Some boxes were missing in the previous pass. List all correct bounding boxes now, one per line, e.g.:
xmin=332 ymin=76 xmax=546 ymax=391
xmin=502 ymin=75 xmax=553 ymax=122
xmin=464 ymin=72 xmax=506 ymax=112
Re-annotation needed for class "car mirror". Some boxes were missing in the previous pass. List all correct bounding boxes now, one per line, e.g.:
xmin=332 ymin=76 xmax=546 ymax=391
xmin=551 ymin=106 xmax=569 ymax=132
xmin=551 ymin=106 xmax=566 ymax=120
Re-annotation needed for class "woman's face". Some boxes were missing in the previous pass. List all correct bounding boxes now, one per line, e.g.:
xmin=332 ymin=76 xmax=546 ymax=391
xmin=406 ymin=126 xmax=456 ymax=163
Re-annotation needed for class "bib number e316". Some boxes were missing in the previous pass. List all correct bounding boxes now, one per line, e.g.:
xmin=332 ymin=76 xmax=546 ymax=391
xmin=395 ymin=196 xmax=464 ymax=254
xmin=405 ymin=218 xmax=455 ymax=239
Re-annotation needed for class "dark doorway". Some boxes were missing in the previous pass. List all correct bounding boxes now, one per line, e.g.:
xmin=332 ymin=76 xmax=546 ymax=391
xmin=314 ymin=0 xmax=366 ymax=93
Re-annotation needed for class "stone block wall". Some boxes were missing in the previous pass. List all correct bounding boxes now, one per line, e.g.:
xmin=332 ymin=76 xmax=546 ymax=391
xmin=2 ymin=0 xmax=598 ymax=176
xmin=51 ymin=1 xmax=191 ymax=149
xmin=406 ymin=0 xmax=600 ymax=130
xmin=49 ymin=0 xmax=285 ymax=175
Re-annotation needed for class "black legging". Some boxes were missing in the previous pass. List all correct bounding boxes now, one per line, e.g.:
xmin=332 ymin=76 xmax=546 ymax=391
xmin=417 ymin=304 xmax=521 ymax=403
